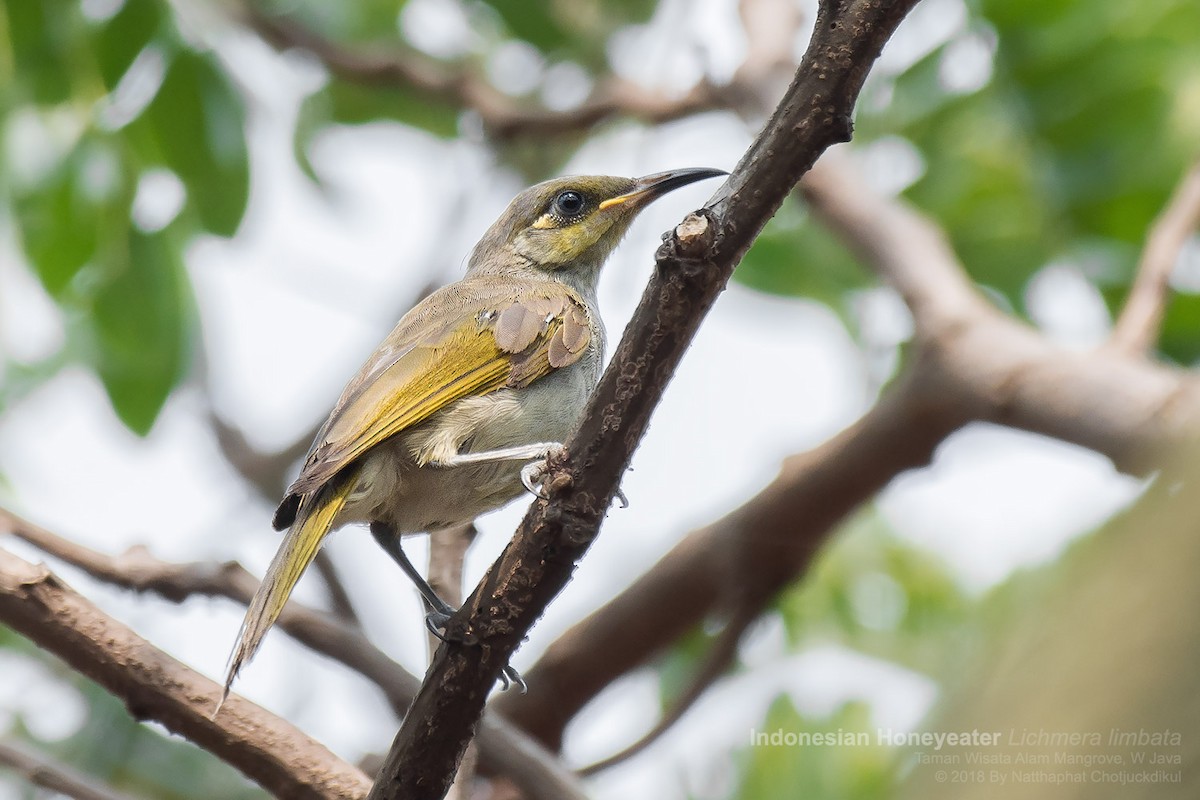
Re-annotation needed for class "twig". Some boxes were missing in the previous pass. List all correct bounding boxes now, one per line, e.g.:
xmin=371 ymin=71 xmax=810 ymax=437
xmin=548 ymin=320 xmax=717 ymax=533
xmin=365 ymin=0 xmax=922 ymax=796
xmin=1109 ymin=159 xmax=1200 ymax=355
xmin=576 ymin=605 xmax=757 ymax=776
xmin=241 ymin=6 xmax=729 ymax=140
xmin=207 ymin=410 xmax=314 ymax=500
xmin=0 ymin=739 xmax=139 ymax=800
xmin=0 ymin=548 xmax=371 ymax=800
xmin=0 ymin=508 xmax=587 ymax=800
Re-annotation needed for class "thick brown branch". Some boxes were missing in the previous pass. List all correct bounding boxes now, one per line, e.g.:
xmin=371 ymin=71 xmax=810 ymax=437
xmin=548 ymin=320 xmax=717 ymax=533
xmin=0 ymin=509 xmax=585 ymax=800
xmin=365 ymin=1 xmax=921 ymax=795
xmin=0 ymin=548 xmax=371 ymax=800
xmin=0 ymin=739 xmax=138 ymax=800
xmin=1109 ymin=159 xmax=1200 ymax=355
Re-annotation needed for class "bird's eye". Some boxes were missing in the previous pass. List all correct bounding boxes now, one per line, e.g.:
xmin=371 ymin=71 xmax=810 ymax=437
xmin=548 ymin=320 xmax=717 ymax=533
xmin=552 ymin=190 xmax=586 ymax=218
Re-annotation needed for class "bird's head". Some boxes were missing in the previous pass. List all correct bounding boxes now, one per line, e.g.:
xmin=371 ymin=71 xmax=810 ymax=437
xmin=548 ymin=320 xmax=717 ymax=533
xmin=467 ymin=168 xmax=725 ymax=290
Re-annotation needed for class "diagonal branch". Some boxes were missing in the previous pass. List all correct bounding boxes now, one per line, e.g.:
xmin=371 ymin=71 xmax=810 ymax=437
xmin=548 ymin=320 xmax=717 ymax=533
xmin=365 ymin=0 xmax=922 ymax=796
xmin=0 ymin=548 xmax=371 ymax=800
xmin=0 ymin=508 xmax=585 ymax=800
xmin=495 ymin=156 xmax=1200 ymax=750
xmin=1109 ymin=159 xmax=1200 ymax=355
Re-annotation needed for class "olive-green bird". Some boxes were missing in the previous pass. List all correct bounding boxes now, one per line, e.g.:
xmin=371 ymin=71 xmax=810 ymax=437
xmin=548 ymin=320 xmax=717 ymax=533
xmin=222 ymin=167 xmax=725 ymax=698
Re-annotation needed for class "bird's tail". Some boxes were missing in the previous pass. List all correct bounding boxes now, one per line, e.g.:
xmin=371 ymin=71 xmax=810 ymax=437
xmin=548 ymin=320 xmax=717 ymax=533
xmin=219 ymin=467 xmax=358 ymax=708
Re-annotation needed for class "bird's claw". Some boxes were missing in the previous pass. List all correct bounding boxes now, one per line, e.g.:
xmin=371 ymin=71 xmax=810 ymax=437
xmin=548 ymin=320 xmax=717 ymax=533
xmin=424 ymin=608 xmax=454 ymax=640
xmin=521 ymin=443 xmax=566 ymax=499
xmin=498 ymin=665 xmax=528 ymax=693
xmin=614 ymin=488 xmax=629 ymax=508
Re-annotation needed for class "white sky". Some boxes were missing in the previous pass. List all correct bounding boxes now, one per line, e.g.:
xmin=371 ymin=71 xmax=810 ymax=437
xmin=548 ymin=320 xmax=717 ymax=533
xmin=0 ymin=0 xmax=1145 ymax=797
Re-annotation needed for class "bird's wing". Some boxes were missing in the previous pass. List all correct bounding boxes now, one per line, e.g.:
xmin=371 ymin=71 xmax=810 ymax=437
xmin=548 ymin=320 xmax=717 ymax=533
xmin=274 ymin=279 xmax=591 ymax=526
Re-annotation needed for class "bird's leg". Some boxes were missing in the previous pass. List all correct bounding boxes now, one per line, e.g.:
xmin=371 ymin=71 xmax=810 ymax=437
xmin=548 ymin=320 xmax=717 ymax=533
xmin=368 ymin=522 xmax=527 ymax=692
xmin=437 ymin=441 xmax=630 ymax=506
xmin=433 ymin=441 xmax=565 ymax=498
xmin=369 ymin=522 xmax=455 ymax=633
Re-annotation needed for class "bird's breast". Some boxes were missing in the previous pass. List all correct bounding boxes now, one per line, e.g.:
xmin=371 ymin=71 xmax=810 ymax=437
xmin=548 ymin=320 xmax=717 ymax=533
xmin=345 ymin=350 xmax=600 ymax=534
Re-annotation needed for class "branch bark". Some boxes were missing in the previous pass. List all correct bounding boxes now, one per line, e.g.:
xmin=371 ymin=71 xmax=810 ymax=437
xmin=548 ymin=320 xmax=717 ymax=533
xmin=365 ymin=0 xmax=921 ymax=796
xmin=0 ymin=509 xmax=585 ymax=800
xmin=0 ymin=548 xmax=371 ymax=800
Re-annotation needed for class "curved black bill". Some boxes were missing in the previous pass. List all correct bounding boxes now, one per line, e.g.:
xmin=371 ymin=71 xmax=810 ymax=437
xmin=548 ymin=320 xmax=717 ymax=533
xmin=599 ymin=167 xmax=727 ymax=210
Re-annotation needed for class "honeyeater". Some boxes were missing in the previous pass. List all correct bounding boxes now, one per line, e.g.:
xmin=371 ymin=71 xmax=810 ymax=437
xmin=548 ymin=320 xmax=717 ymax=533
xmin=223 ymin=167 xmax=725 ymax=697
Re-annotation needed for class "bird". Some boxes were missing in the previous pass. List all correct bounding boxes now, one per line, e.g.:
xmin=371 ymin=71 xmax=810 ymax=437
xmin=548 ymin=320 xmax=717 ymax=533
xmin=222 ymin=167 xmax=726 ymax=699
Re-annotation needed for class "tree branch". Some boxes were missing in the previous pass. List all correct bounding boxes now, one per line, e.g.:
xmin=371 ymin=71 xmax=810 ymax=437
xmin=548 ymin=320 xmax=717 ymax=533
xmin=1109 ymin=159 xmax=1200 ymax=355
xmin=0 ymin=739 xmax=139 ymax=800
xmin=365 ymin=0 xmax=921 ymax=796
xmin=495 ymin=155 xmax=1200 ymax=749
xmin=496 ymin=365 xmax=960 ymax=746
xmin=800 ymin=156 xmax=1200 ymax=473
xmin=0 ymin=508 xmax=586 ymax=800
xmin=241 ymin=6 xmax=730 ymax=140
xmin=0 ymin=548 xmax=371 ymax=800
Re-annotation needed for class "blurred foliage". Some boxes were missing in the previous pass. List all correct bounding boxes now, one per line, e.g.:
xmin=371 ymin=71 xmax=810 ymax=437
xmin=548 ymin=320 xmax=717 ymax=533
xmin=2 ymin=0 xmax=245 ymax=432
xmin=4 ymin=0 xmax=1197 ymax=430
xmin=742 ymin=0 xmax=1200 ymax=356
xmin=734 ymin=698 xmax=893 ymax=800
xmin=775 ymin=508 xmax=975 ymax=676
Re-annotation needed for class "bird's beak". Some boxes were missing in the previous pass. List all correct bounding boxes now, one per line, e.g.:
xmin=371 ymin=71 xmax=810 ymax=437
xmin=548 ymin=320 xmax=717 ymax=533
xmin=598 ymin=167 xmax=727 ymax=211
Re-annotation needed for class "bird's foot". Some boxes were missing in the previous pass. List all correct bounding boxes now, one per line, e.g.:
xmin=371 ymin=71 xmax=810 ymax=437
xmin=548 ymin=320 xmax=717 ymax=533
xmin=499 ymin=665 xmax=528 ymax=693
xmin=520 ymin=443 xmax=566 ymax=498
xmin=424 ymin=608 xmax=455 ymax=640
xmin=424 ymin=607 xmax=527 ymax=692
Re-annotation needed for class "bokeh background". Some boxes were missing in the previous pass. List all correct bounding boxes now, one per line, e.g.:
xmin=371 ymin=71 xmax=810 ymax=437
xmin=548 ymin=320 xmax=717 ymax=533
xmin=1 ymin=0 xmax=1199 ymax=797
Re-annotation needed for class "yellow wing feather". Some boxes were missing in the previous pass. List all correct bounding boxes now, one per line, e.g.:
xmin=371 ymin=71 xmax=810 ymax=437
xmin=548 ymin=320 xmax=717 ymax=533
xmin=222 ymin=466 xmax=357 ymax=700
xmin=221 ymin=280 xmax=592 ymax=703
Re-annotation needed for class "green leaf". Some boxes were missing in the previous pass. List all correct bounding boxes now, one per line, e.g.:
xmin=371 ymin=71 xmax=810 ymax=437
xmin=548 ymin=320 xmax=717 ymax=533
xmin=479 ymin=0 xmax=656 ymax=65
xmin=89 ymin=227 xmax=192 ymax=435
xmin=130 ymin=50 xmax=249 ymax=236
xmin=857 ymin=0 xmax=1200 ymax=315
xmin=776 ymin=508 xmax=971 ymax=674
xmin=257 ymin=0 xmax=407 ymax=44
xmin=657 ymin=625 xmax=723 ymax=711
xmin=735 ymin=698 xmax=891 ymax=800
xmin=1157 ymin=293 xmax=1200 ymax=365
xmin=4 ymin=0 xmax=75 ymax=105
xmin=12 ymin=135 xmax=130 ymax=298
xmin=93 ymin=0 xmax=165 ymax=89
